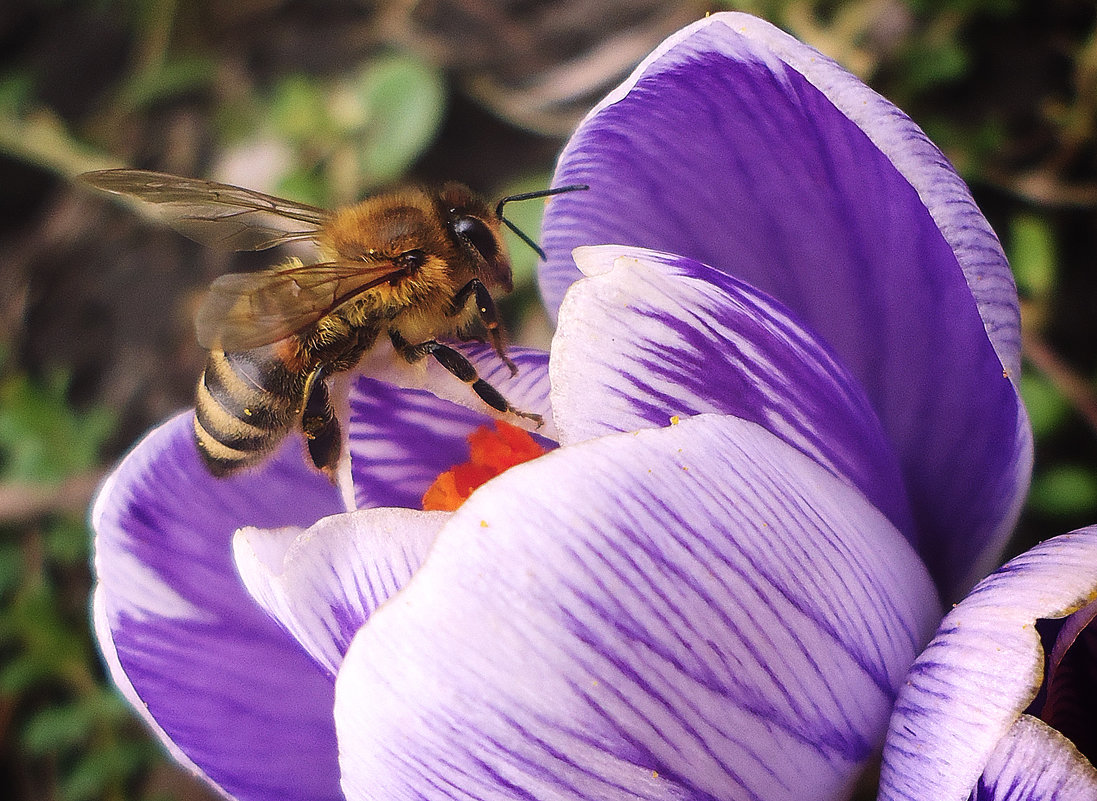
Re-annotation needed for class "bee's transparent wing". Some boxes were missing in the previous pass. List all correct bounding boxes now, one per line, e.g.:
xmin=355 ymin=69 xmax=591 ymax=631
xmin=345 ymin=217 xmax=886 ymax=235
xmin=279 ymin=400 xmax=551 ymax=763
xmin=195 ymin=261 xmax=405 ymax=351
xmin=81 ymin=169 xmax=332 ymax=251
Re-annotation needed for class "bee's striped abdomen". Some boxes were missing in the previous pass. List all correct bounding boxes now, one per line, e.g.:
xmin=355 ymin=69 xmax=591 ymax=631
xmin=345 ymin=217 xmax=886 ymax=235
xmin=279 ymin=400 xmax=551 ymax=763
xmin=194 ymin=344 xmax=305 ymax=476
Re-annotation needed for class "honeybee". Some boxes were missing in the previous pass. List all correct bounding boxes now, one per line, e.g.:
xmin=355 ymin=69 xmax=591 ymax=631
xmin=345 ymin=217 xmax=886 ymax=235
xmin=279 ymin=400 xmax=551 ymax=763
xmin=81 ymin=169 xmax=586 ymax=478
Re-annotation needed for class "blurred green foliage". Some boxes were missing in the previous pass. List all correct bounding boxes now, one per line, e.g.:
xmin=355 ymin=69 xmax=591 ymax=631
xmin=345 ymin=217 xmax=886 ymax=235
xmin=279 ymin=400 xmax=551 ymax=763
xmin=0 ymin=364 xmax=115 ymax=484
xmin=0 ymin=5 xmax=454 ymax=798
xmin=242 ymin=53 xmax=446 ymax=207
xmin=1010 ymin=214 xmax=1057 ymax=300
xmin=115 ymin=54 xmax=218 ymax=111
xmin=0 ymin=356 xmax=161 ymax=801
xmin=1008 ymin=205 xmax=1097 ymax=526
xmin=1029 ymin=465 xmax=1097 ymax=518
xmin=1020 ymin=372 xmax=1070 ymax=440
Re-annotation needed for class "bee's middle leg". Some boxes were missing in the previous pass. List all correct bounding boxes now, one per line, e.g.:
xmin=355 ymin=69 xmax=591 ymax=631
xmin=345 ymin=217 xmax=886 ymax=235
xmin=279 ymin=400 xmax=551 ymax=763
xmin=390 ymin=331 xmax=542 ymax=426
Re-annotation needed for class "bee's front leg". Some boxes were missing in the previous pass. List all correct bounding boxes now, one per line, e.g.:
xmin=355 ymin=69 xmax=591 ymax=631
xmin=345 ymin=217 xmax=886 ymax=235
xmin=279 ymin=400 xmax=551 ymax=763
xmin=390 ymin=331 xmax=541 ymax=426
xmin=447 ymin=279 xmax=516 ymax=376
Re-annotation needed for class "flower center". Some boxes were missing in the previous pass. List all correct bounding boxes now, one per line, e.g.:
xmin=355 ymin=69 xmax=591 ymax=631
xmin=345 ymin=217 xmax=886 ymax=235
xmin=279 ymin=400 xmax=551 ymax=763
xmin=421 ymin=420 xmax=548 ymax=511
xmin=1037 ymin=602 xmax=1097 ymax=762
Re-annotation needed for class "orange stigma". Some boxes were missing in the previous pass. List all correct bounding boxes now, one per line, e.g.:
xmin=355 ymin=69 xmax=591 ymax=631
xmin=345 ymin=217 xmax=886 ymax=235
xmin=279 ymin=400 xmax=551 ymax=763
xmin=422 ymin=420 xmax=548 ymax=511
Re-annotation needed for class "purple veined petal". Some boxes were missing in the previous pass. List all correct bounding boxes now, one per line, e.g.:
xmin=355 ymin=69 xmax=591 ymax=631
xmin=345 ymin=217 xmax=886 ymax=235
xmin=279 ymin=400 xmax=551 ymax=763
xmin=1049 ymin=596 xmax=1097 ymax=672
xmin=91 ymin=594 xmax=207 ymax=783
xmin=539 ymin=11 xmax=1031 ymax=599
xmin=233 ymin=508 xmax=446 ymax=676
xmin=334 ymin=414 xmax=941 ymax=801
xmin=542 ymin=10 xmax=1019 ymax=373
xmin=879 ymin=527 xmax=1097 ymax=801
xmin=348 ymin=378 xmax=492 ymax=510
xmin=91 ymin=412 xmax=345 ymax=801
xmin=353 ymin=342 xmax=554 ymax=442
xmin=346 ymin=346 xmax=555 ymax=512
xmin=972 ymin=715 xmax=1097 ymax=801
xmin=552 ymin=244 xmax=915 ymax=545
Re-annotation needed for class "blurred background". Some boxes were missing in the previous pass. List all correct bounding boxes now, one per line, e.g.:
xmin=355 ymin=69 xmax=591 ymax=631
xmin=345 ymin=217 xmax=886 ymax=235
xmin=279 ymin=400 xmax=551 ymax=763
xmin=0 ymin=1 xmax=1095 ymax=799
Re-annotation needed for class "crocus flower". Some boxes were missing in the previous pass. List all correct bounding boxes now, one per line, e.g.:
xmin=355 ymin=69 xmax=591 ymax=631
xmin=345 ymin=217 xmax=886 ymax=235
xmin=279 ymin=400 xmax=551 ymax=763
xmin=91 ymin=11 xmax=1092 ymax=801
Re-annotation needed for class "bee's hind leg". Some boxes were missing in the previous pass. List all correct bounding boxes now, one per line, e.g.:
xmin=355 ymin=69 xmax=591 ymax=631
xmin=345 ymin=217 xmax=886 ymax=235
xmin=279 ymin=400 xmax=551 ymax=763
xmin=300 ymin=367 xmax=341 ymax=476
xmin=390 ymin=331 xmax=542 ymax=427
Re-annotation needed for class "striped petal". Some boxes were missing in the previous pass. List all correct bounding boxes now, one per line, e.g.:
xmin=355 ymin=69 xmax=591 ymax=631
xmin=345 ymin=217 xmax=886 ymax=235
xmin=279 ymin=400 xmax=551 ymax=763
xmin=552 ymin=245 xmax=914 ymax=543
xmin=880 ymin=527 xmax=1097 ymax=801
xmin=233 ymin=508 xmax=446 ymax=676
xmin=91 ymin=412 xmax=344 ymax=801
xmin=334 ymin=414 xmax=940 ymax=801
xmin=540 ymin=11 xmax=1030 ymax=599
xmin=973 ymin=716 xmax=1097 ymax=801
xmin=347 ymin=344 xmax=554 ymax=510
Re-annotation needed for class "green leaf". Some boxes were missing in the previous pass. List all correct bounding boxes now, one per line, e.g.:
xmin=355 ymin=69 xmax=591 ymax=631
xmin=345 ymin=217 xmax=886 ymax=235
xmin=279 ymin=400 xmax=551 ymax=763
xmin=1019 ymin=371 xmax=1070 ymax=439
xmin=1029 ymin=465 xmax=1097 ymax=517
xmin=22 ymin=691 xmax=130 ymax=755
xmin=44 ymin=518 xmax=92 ymax=566
xmin=269 ymin=75 xmax=331 ymax=142
xmin=352 ymin=53 xmax=446 ymax=187
xmin=1008 ymin=214 xmax=1057 ymax=299
xmin=23 ymin=702 xmax=97 ymax=754
xmin=116 ymin=55 xmax=217 ymax=110
xmin=0 ymin=364 xmax=116 ymax=483
xmin=0 ymin=541 xmax=20 ymax=597
xmin=60 ymin=742 xmax=150 ymax=801
xmin=0 ymin=71 xmax=35 ymax=113
xmin=6 ymin=577 xmax=90 ymax=675
xmin=0 ymin=653 xmax=49 ymax=694
xmin=275 ymin=165 xmax=331 ymax=209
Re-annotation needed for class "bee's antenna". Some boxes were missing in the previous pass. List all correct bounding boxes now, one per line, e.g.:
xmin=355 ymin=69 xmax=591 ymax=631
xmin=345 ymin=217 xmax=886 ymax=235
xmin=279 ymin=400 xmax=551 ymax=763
xmin=495 ymin=184 xmax=589 ymax=260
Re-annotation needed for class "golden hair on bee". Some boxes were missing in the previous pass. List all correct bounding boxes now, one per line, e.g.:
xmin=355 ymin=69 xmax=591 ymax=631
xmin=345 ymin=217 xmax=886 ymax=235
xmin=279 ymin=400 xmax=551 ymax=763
xmin=80 ymin=169 xmax=587 ymax=478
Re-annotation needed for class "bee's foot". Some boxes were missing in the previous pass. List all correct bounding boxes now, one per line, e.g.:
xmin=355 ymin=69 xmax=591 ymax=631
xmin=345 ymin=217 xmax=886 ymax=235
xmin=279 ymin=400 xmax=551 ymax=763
xmin=514 ymin=409 xmax=544 ymax=428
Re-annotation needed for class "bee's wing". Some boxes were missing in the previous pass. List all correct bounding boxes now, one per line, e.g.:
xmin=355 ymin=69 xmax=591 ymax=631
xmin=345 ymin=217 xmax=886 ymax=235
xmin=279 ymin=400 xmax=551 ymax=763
xmin=195 ymin=261 xmax=405 ymax=351
xmin=80 ymin=169 xmax=332 ymax=251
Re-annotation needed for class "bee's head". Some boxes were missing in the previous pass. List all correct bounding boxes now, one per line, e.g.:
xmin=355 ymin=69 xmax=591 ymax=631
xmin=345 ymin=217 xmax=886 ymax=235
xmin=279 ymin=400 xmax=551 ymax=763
xmin=438 ymin=183 xmax=513 ymax=294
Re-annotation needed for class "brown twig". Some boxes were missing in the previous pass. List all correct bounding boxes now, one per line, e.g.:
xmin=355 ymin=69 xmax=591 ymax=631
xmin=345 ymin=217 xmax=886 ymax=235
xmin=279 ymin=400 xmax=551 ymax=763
xmin=0 ymin=471 xmax=104 ymax=524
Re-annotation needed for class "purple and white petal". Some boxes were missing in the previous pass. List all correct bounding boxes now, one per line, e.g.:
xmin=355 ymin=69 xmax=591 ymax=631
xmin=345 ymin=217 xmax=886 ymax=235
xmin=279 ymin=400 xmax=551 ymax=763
xmin=233 ymin=508 xmax=446 ymax=676
xmin=348 ymin=377 xmax=554 ymax=511
xmin=91 ymin=412 xmax=344 ymax=801
xmin=335 ymin=414 xmax=941 ymax=801
xmin=879 ymin=527 xmax=1097 ymax=801
xmin=972 ymin=715 xmax=1097 ymax=801
xmin=375 ymin=343 xmax=553 ymax=435
xmin=347 ymin=344 xmax=554 ymax=511
xmin=354 ymin=343 xmax=553 ymax=436
xmin=724 ymin=14 xmax=1021 ymax=375
xmin=542 ymin=10 xmax=1018 ymax=373
xmin=552 ymin=245 xmax=914 ymax=542
xmin=540 ymin=11 xmax=1030 ymax=598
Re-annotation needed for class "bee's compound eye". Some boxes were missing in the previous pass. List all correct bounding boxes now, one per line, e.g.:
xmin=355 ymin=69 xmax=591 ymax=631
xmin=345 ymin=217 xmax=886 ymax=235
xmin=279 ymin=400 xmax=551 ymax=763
xmin=451 ymin=215 xmax=498 ymax=262
xmin=397 ymin=249 xmax=426 ymax=272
